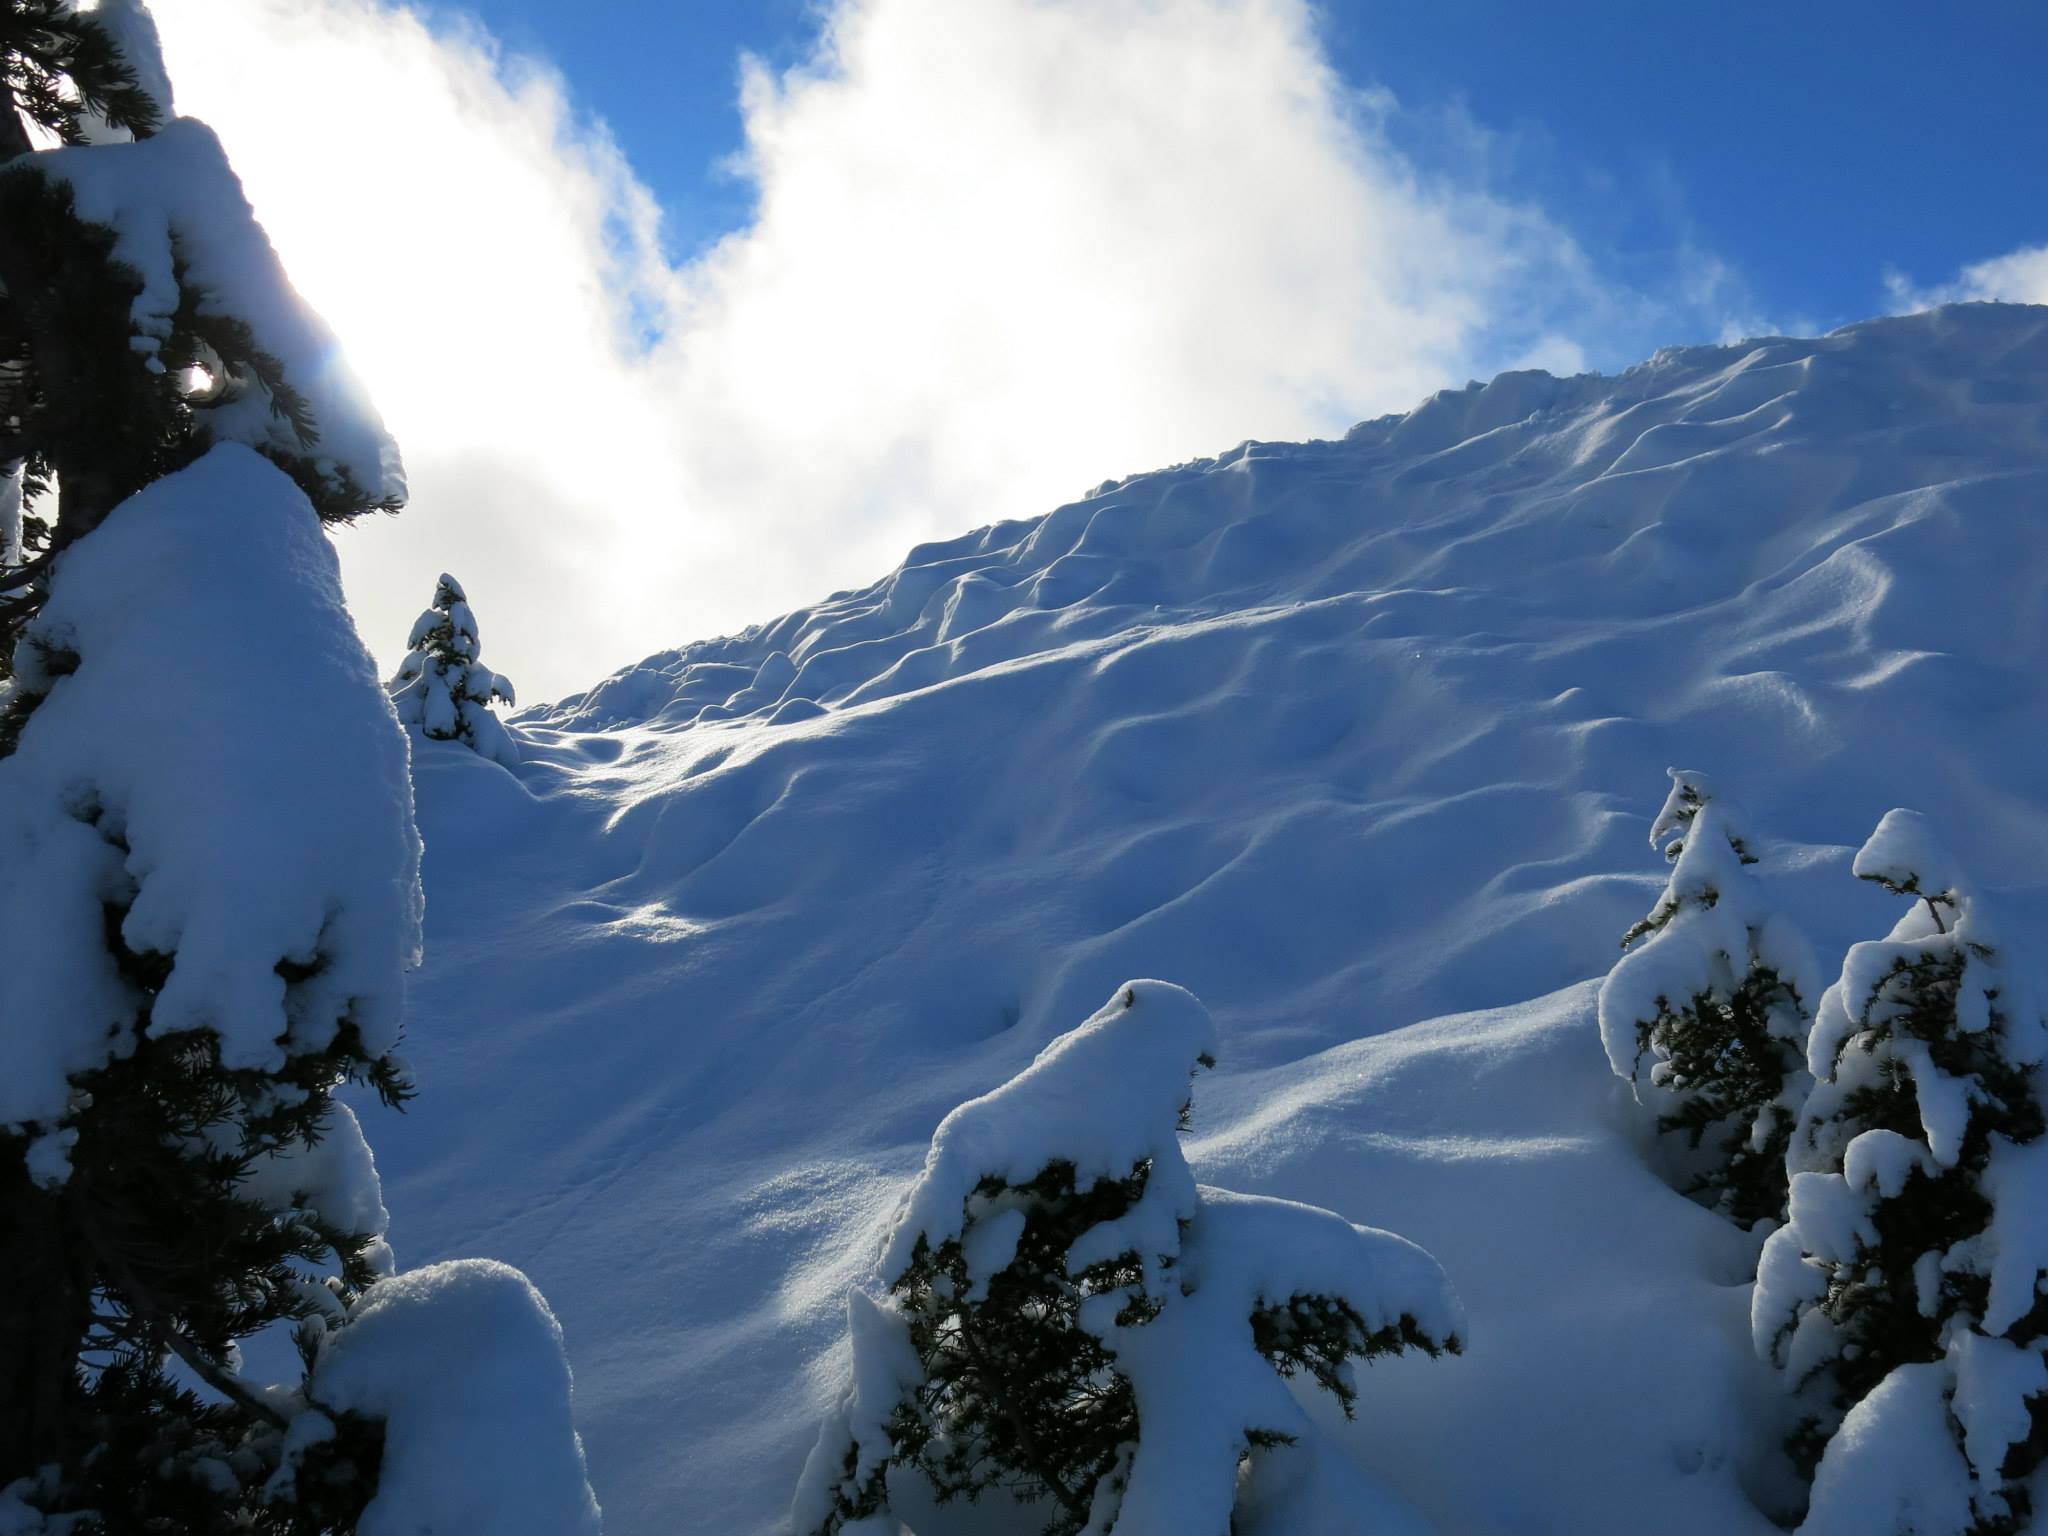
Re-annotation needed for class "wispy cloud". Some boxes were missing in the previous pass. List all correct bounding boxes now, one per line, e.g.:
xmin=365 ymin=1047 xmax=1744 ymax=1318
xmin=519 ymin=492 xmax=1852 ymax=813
xmin=1887 ymin=245 xmax=2048 ymax=312
xmin=150 ymin=0 xmax=1752 ymax=700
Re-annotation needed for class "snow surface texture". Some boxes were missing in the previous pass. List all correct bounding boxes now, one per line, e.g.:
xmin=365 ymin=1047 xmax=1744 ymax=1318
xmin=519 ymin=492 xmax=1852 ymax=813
xmin=796 ymin=980 xmax=1460 ymax=1534
xmin=0 ymin=445 xmax=422 ymax=1141
xmin=371 ymin=304 xmax=2048 ymax=1533
xmin=390 ymin=571 xmax=520 ymax=766
xmin=24 ymin=119 xmax=404 ymax=507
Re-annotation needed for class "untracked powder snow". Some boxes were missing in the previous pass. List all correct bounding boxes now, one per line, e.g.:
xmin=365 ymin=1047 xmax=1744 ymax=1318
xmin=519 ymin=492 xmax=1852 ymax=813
xmin=351 ymin=302 xmax=2048 ymax=1533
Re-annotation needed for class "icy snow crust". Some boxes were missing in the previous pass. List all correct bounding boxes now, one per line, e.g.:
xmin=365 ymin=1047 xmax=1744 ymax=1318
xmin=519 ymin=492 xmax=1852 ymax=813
xmin=375 ymin=305 xmax=2048 ymax=1533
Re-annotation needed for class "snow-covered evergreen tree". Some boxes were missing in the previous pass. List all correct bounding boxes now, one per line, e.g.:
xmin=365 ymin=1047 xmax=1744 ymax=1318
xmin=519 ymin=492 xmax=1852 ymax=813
xmin=1753 ymin=810 xmax=2048 ymax=1534
xmin=0 ymin=13 xmax=593 ymax=1531
xmin=792 ymin=981 xmax=1464 ymax=1536
xmin=1598 ymin=769 xmax=1819 ymax=1227
xmin=389 ymin=573 xmax=518 ymax=765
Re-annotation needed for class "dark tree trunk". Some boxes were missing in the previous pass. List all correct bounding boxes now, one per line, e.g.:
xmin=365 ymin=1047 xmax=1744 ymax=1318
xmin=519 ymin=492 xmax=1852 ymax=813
xmin=0 ymin=85 xmax=94 ymax=1490
xmin=0 ymin=1168 xmax=88 ymax=1488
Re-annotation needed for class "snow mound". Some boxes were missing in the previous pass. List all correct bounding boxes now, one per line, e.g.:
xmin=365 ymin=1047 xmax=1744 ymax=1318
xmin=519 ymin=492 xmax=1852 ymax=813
xmin=375 ymin=304 xmax=2048 ymax=1533
xmin=312 ymin=1258 xmax=602 ymax=1536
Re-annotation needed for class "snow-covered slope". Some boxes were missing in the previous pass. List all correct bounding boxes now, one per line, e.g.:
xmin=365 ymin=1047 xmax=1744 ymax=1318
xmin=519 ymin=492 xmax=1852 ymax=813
xmin=371 ymin=303 xmax=2048 ymax=1533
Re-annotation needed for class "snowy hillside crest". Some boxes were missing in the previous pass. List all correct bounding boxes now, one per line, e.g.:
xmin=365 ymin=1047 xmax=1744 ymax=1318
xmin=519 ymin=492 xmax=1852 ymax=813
xmin=431 ymin=299 xmax=2048 ymax=1535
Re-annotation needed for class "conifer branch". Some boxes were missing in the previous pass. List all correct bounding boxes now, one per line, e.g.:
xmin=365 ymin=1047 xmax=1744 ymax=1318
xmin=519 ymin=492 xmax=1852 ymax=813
xmin=78 ymin=1204 xmax=291 ymax=1432
xmin=0 ymin=81 xmax=33 ymax=164
xmin=0 ymin=547 xmax=52 ymax=591
xmin=952 ymin=1306 xmax=1091 ymax=1520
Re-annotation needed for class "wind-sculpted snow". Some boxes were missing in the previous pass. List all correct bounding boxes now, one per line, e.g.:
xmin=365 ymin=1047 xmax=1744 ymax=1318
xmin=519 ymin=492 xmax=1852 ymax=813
xmin=373 ymin=304 xmax=2048 ymax=1533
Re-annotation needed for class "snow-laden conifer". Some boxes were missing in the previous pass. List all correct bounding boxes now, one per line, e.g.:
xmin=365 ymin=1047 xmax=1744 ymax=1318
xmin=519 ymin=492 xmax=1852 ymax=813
xmin=792 ymin=981 xmax=1463 ymax=1536
xmin=1753 ymin=810 xmax=2048 ymax=1533
xmin=0 ymin=8 xmax=399 ymax=686
xmin=1598 ymin=769 xmax=1819 ymax=1226
xmin=389 ymin=572 xmax=518 ymax=765
xmin=0 ymin=15 xmax=591 ymax=1530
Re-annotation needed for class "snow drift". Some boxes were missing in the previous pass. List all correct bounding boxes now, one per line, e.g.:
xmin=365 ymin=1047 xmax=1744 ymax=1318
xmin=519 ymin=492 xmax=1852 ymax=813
xmin=373 ymin=302 xmax=2048 ymax=1533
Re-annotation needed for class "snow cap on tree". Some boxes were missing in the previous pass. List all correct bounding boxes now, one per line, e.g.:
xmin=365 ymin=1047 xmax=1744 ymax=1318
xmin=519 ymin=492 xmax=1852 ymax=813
xmin=389 ymin=572 xmax=519 ymax=765
xmin=1598 ymin=769 xmax=1818 ymax=1225
xmin=1754 ymin=810 xmax=2048 ymax=1531
xmin=0 ymin=447 xmax=422 ymax=1144
xmin=794 ymin=980 xmax=1463 ymax=1536
xmin=5 ymin=120 xmax=405 ymax=518
xmin=309 ymin=1259 xmax=602 ymax=1536
xmin=77 ymin=0 xmax=177 ymax=130
xmin=0 ymin=0 xmax=404 ymax=720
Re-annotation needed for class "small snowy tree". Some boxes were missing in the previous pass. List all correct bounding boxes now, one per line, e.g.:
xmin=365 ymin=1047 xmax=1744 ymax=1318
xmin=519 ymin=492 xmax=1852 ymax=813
xmin=792 ymin=981 xmax=1464 ymax=1536
xmin=1753 ymin=811 xmax=2048 ymax=1534
xmin=0 ymin=13 xmax=594 ymax=1531
xmin=389 ymin=573 xmax=518 ymax=765
xmin=1599 ymin=769 xmax=1819 ymax=1227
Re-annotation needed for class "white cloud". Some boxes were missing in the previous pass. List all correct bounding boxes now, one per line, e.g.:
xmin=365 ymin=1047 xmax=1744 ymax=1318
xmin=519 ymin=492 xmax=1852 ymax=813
xmin=147 ymin=0 xmax=1734 ymax=700
xmin=1888 ymin=245 xmax=2048 ymax=312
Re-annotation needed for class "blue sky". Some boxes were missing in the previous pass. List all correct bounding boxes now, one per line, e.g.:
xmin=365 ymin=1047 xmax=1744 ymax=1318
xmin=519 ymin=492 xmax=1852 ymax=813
xmin=467 ymin=0 xmax=2048 ymax=339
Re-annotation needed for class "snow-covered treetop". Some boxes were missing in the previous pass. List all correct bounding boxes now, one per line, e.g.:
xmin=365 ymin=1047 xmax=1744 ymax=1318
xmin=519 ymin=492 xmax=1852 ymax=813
xmin=390 ymin=571 xmax=518 ymax=764
xmin=1801 ymin=811 xmax=2047 ymax=1165
xmin=78 ymin=0 xmax=177 ymax=132
xmin=1647 ymin=767 xmax=1755 ymax=865
xmin=0 ymin=0 xmax=163 ymax=149
xmin=0 ymin=445 xmax=423 ymax=1131
xmin=18 ymin=118 xmax=404 ymax=514
xmin=878 ymin=979 xmax=1217 ymax=1286
xmin=1597 ymin=770 xmax=1819 ymax=1083
xmin=1850 ymin=807 xmax=1964 ymax=903
xmin=1760 ymin=811 xmax=2048 ymax=1532
xmin=406 ymin=573 xmax=483 ymax=662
